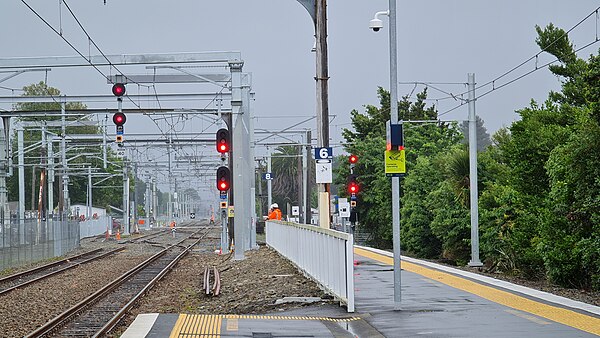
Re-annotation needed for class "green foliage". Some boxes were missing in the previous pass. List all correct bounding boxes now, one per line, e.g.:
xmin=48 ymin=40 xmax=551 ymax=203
xmin=7 ymin=81 xmax=123 ymax=212
xmin=339 ymin=23 xmax=600 ymax=291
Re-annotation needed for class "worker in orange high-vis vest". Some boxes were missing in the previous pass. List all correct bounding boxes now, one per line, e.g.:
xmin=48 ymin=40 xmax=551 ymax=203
xmin=268 ymin=203 xmax=282 ymax=220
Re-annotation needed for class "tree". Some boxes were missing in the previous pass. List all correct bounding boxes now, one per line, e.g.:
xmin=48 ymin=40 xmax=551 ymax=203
xmin=8 ymin=81 xmax=123 ymax=215
xmin=339 ymin=87 xmax=462 ymax=248
xmin=271 ymin=145 xmax=302 ymax=214
xmin=459 ymin=115 xmax=492 ymax=151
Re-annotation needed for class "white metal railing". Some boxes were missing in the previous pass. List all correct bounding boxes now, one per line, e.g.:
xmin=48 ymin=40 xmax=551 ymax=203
xmin=266 ymin=221 xmax=354 ymax=312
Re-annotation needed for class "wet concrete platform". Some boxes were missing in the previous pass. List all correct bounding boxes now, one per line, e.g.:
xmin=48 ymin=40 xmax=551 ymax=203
xmin=122 ymin=246 xmax=600 ymax=337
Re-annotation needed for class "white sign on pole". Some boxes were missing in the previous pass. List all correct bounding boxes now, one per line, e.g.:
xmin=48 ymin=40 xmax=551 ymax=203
xmin=291 ymin=206 xmax=299 ymax=216
xmin=339 ymin=202 xmax=351 ymax=218
xmin=315 ymin=161 xmax=332 ymax=183
xmin=116 ymin=150 xmax=125 ymax=158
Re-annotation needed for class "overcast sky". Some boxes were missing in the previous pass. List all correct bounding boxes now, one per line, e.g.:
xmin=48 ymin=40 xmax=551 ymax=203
xmin=1 ymin=1 xmax=599 ymax=193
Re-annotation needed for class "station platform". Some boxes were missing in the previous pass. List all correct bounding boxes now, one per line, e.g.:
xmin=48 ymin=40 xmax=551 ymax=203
xmin=122 ymin=246 xmax=600 ymax=337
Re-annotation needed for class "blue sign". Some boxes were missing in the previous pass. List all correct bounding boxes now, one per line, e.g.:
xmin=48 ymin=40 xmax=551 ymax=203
xmin=262 ymin=172 xmax=274 ymax=180
xmin=220 ymin=191 xmax=228 ymax=200
xmin=314 ymin=147 xmax=333 ymax=160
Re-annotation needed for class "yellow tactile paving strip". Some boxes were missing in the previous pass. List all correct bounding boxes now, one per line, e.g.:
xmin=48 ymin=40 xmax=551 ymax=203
xmin=354 ymin=247 xmax=600 ymax=336
xmin=169 ymin=314 xmax=361 ymax=337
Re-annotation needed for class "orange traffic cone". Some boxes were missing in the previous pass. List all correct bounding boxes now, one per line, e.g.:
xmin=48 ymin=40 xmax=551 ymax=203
xmin=116 ymin=231 xmax=121 ymax=240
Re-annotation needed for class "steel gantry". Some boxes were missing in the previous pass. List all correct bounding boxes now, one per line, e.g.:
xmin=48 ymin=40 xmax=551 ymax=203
xmin=0 ymin=52 xmax=256 ymax=258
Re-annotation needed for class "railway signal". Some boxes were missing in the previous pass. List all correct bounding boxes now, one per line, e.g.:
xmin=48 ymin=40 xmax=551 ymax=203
xmin=216 ymin=166 xmax=231 ymax=191
xmin=216 ymin=128 xmax=230 ymax=154
xmin=349 ymin=154 xmax=358 ymax=164
xmin=348 ymin=174 xmax=359 ymax=195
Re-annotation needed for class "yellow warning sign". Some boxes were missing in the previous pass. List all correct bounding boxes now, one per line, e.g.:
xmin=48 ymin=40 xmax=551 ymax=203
xmin=385 ymin=149 xmax=406 ymax=175
xmin=228 ymin=206 xmax=235 ymax=218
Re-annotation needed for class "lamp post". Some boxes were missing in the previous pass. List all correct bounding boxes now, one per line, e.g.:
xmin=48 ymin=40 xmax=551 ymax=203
xmin=372 ymin=0 xmax=401 ymax=311
xmin=388 ymin=0 xmax=402 ymax=312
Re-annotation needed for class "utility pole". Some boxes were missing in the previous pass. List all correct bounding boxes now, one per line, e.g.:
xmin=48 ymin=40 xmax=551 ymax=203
xmin=468 ymin=73 xmax=483 ymax=267
xmin=315 ymin=0 xmax=331 ymax=229
xmin=47 ymin=132 xmax=54 ymax=219
xmin=302 ymin=129 xmax=312 ymax=224
xmin=267 ymin=152 xmax=272 ymax=208
xmin=87 ymin=166 xmax=92 ymax=219
xmin=61 ymin=102 xmax=68 ymax=220
xmin=133 ymin=163 xmax=138 ymax=231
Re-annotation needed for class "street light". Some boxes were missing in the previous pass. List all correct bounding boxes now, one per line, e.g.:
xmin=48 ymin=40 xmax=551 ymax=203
xmin=371 ymin=1 xmax=401 ymax=311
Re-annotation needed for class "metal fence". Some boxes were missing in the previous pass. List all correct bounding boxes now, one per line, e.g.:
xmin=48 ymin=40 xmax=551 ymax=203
xmin=0 ymin=219 xmax=80 ymax=271
xmin=79 ymin=216 xmax=111 ymax=239
xmin=266 ymin=221 xmax=355 ymax=312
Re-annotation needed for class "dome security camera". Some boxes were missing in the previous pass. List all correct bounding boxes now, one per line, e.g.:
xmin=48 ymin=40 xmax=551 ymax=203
xmin=369 ymin=18 xmax=383 ymax=32
xmin=369 ymin=10 xmax=389 ymax=32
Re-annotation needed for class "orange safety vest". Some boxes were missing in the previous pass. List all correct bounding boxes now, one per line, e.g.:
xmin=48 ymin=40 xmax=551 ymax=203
xmin=268 ymin=208 xmax=282 ymax=220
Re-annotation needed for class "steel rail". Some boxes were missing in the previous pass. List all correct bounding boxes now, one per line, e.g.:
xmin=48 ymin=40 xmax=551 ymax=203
xmin=95 ymin=232 xmax=208 ymax=337
xmin=25 ymin=229 xmax=209 ymax=338
xmin=0 ymin=248 xmax=123 ymax=296
xmin=0 ymin=248 xmax=102 ymax=284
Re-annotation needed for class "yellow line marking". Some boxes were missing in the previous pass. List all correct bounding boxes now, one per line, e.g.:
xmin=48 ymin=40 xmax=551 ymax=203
xmin=171 ymin=313 xmax=362 ymax=337
xmin=169 ymin=314 xmax=186 ymax=338
xmin=354 ymin=247 xmax=600 ymax=336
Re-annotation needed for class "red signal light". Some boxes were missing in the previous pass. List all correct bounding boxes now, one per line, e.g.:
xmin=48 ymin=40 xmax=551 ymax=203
xmin=112 ymin=112 xmax=126 ymax=126
xmin=216 ymin=128 xmax=230 ymax=154
xmin=349 ymin=154 xmax=358 ymax=164
xmin=112 ymin=83 xmax=126 ymax=97
xmin=216 ymin=166 xmax=231 ymax=191
xmin=348 ymin=182 xmax=359 ymax=194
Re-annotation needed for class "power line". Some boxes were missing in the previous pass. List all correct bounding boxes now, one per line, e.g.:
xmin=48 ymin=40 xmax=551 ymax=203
xmin=437 ymin=37 xmax=600 ymax=118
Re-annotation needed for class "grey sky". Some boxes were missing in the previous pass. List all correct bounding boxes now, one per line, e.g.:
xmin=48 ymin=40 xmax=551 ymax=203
xmin=1 ymin=1 xmax=599 ymax=150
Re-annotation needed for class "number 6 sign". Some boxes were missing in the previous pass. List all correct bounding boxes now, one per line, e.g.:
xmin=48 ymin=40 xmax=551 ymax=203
xmin=314 ymin=147 xmax=333 ymax=160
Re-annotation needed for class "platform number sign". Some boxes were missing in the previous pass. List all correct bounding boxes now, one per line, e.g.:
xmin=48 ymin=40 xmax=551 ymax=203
xmin=262 ymin=172 xmax=274 ymax=180
xmin=314 ymin=147 xmax=333 ymax=160
xmin=314 ymin=147 xmax=333 ymax=184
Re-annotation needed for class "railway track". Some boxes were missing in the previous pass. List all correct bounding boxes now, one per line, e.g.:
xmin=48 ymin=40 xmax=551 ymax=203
xmin=25 ymin=229 xmax=210 ymax=338
xmin=0 ymin=248 xmax=123 ymax=296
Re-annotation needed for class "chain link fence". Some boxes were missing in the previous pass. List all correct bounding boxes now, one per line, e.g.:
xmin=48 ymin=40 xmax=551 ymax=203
xmin=0 ymin=219 xmax=80 ymax=271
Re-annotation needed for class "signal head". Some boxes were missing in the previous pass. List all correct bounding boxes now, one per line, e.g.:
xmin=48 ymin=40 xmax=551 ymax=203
xmin=112 ymin=83 xmax=126 ymax=97
xmin=112 ymin=112 xmax=127 ymax=126
xmin=349 ymin=154 xmax=358 ymax=164
xmin=216 ymin=166 xmax=231 ymax=191
xmin=216 ymin=128 xmax=230 ymax=154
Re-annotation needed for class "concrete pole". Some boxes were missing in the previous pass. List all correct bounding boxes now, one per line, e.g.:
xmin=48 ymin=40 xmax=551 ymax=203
xmin=167 ymin=135 xmax=172 ymax=223
xmin=316 ymin=0 xmax=331 ymax=229
xmin=468 ymin=73 xmax=483 ymax=267
xmin=152 ymin=178 xmax=157 ymax=223
xmin=102 ymin=115 xmax=107 ymax=169
xmin=267 ymin=153 xmax=272 ymax=208
xmin=174 ymin=178 xmax=178 ymax=219
xmin=388 ymin=0 xmax=402 ymax=311
xmin=247 ymin=84 xmax=257 ymax=249
xmin=47 ymin=136 xmax=54 ymax=218
xmin=122 ymin=162 xmax=130 ymax=235
xmin=133 ymin=164 xmax=138 ymax=227
xmin=17 ymin=127 xmax=25 ymax=243
xmin=18 ymin=127 xmax=25 ymax=222
xmin=61 ymin=102 xmax=68 ymax=220
xmin=0 ymin=122 xmax=7 ymax=230
xmin=87 ymin=166 xmax=92 ymax=219
xmin=302 ymin=132 xmax=308 ymax=224
xmin=305 ymin=130 xmax=312 ymax=224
